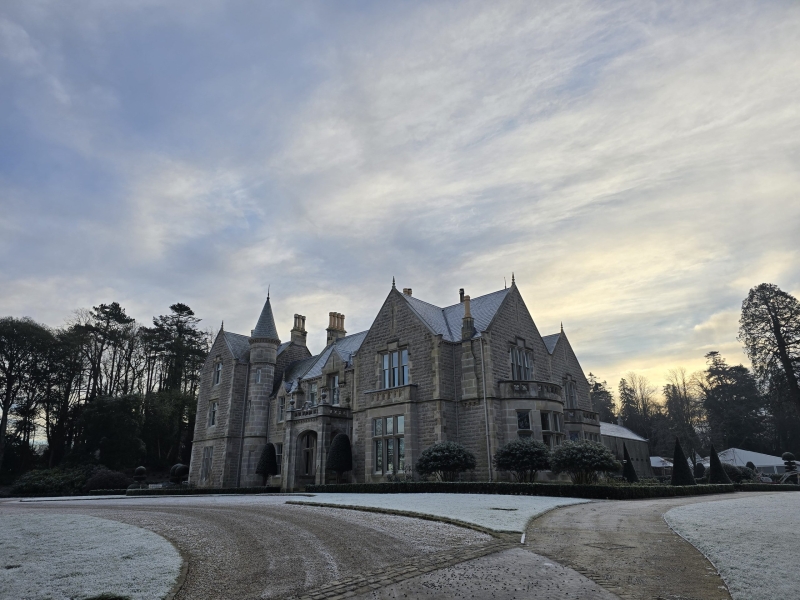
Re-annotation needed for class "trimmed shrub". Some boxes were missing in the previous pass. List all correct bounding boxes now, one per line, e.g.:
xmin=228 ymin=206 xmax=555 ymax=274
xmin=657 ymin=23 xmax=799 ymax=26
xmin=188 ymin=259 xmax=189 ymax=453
xmin=493 ymin=439 xmax=550 ymax=482
xmin=693 ymin=462 xmax=706 ymax=479
xmin=256 ymin=443 xmax=279 ymax=485
xmin=720 ymin=462 xmax=757 ymax=483
xmin=550 ymin=441 xmax=621 ymax=485
xmin=735 ymin=482 xmax=800 ymax=492
xmin=11 ymin=465 xmax=99 ymax=497
xmin=782 ymin=452 xmax=797 ymax=472
xmin=127 ymin=486 xmax=280 ymax=496
xmin=326 ymin=434 xmax=353 ymax=483
xmin=416 ymin=442 xmax=476 ymax=481
xmin=169 ymin=463 xmax=189 ymax=484
xmin=622 ymin=443 xmax=639 ymax=484
xmin=133 ymin=466 xmax=147 ymax=483
xmin=670 ymin=439 xmax=696 ymax=486
xmin=708 ymin=445 xmax=731 ymax=484
xmin=305 ymin=481 xmax=735 ymax=500
xmin=746 ymin=461 xmax=757 ymax=471
xmin=88 ymin=489 xmax=128 ymax=496
xmin=84 ymin=469 xmax=131 ymax=493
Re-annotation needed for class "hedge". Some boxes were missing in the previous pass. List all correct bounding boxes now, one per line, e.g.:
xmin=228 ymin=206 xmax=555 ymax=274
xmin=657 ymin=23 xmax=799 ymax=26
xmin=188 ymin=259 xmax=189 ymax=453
xmin=126 ymin=486 xmax=281 ymax=496
xmin=734 ymin=483 xmax=800 ymax=492
xmin=304 ymin=481 xmax=735 ymax=500
xmin=89 ymin=489 xmax=128 ymax=495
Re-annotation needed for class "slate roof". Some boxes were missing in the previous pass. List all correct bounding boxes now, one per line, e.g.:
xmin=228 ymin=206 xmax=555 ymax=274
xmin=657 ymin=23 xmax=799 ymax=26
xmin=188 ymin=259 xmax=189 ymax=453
xmin=280 ymin=330 xmax=368 ymax=393
xmin=223 ymin=331 xmax=250 ymax=361
xmin=542 ymin=333 xmax=561 ymax=354
xmin=252 ymin=296 xmax=280 ymax=340
xmin=402 ymin=288 xmax=510 ymax=342
xmin=600 ymin=421 xmax=647 ymax=442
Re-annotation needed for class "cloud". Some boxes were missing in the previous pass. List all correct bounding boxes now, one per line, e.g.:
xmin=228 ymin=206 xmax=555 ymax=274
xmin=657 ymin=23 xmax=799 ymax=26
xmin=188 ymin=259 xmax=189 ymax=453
xmin=0 ymin=0 xmax=798 ymax=391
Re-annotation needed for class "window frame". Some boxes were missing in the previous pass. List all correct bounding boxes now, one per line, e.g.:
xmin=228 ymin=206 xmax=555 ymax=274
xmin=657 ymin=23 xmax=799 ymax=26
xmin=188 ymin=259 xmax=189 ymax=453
xmin=510 ymin=344 xmax=533 ymax=381
xmin=214 ymin=361 xmax=222 ymax=385
xmin=329 ymin=374 xmax=340 ymax=405
xmin=200 ymin=446 xmax=214 ymax=481
xmin=381 ymin=349 xmax=409 ymax=389
xmin=517 ymin=410 xmax=532 ymax=439
xmin=209 ymin=401 xmax=218 ymax=426
xmin=278 ymin=396 xmax=285 ymax=422
xmin=309 ymin=382 xmax=318 ymax=405
xmin=373 ymin=415 xmax=406 ymax=474
xmin=275 ymin=443 xmax=283 ymax=475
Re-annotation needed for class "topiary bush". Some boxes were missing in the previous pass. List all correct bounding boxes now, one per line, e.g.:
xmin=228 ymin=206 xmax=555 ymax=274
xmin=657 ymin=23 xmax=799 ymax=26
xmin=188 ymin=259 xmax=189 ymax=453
xmin=782 ymin=452 xmax=797 ymax=472
xmin=622 ymin=443 xmax=639 ymax=484
xmin=720 ymin=462 xmax=758 ymax=483
xmin=670 ymin=439 xmax=696 ymax=486
xmin=693 ymin=462 xmax=706 ymax=479
xmin=708 ymin=445 xmax=731 ymax=484
xmin=256 ymin=443 xmax=279 ymax=485
xmin=169 ymin=463 xmax=189 ymax=484
xmin=746 ymin=461 xmax=757 ymax=472
xmin=550 ymin=441 xmax=621 ymax=485
xmin=84 ymin=469 xmax=131 ymax=493
xmin=493 ymin=439 xmax=550 ymax=482
xmin=416 ymin=442 xmax=476 ymax=481
xmin=326 ymin=434 xmax=353 ymax=483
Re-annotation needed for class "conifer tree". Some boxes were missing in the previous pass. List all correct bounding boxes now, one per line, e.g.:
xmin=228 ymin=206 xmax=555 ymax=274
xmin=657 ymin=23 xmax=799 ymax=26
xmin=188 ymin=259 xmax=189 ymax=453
xmin=622 ymin=443 xmax=639 ymax=483
xmin=670 ymin=438 xmax=696 ymax=486
xmin=326 ymin=433 xmax=353 ymax=483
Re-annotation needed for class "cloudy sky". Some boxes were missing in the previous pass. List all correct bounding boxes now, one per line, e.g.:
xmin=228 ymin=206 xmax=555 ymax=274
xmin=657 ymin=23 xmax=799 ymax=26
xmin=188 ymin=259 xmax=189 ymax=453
xmin=1 ymin=0 xmax=798 ymax=392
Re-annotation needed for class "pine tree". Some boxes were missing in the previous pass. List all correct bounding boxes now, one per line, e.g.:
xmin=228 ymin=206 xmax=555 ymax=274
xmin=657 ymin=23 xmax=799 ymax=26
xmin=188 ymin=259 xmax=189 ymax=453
xmin=707 ymin=445 xmax=731 ymax=484
xmin=256 ymin=443 xmax=278 ymax=485
xmin=670 ymin=438 xmax=696 ymax=486
xmin=622 ymin=443 xmax=639 ymax=483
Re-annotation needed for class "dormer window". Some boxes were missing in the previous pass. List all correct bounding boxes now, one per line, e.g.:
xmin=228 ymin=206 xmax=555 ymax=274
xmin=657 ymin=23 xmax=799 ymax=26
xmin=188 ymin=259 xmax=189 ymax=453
xmin=214 ymin=361 xmax=222 ymax=385
xmin=510 ymin=343 xmax=532 ymax=381
xmin=382 ymin=349 xmax=409 ymax=389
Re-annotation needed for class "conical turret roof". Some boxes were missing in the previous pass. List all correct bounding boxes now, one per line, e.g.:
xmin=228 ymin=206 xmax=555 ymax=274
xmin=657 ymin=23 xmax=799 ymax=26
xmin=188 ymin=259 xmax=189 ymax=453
xmin=252 ymin=295 xmax=280 ymax=341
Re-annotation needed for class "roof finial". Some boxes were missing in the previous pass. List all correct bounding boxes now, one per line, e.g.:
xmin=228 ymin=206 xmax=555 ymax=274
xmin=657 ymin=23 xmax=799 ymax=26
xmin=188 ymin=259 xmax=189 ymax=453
xmin=392 ymin=276 xmax=396 ymax=289
xmin=561 ymin=321 xmax=564 ymax=333
xmin=267 ymin=284 xmax=270 ymax=300
xmin=511 ymin=272 xmax=515 ymax=285
xmin=504 ymin=276 xmax=507 ymax=289
xmin=220 ymin=320 xmax=224 ymax=332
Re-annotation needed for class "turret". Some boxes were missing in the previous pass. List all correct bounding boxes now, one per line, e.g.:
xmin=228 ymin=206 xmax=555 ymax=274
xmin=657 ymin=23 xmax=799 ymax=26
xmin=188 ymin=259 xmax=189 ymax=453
xmin=250 ymin=294 xmax=280 ymax=364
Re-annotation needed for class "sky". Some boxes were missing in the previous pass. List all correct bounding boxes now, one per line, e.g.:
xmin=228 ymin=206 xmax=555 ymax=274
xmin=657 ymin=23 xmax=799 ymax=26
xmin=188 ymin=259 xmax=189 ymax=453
xmin=1 ymin=0 xmax=799 ymax=394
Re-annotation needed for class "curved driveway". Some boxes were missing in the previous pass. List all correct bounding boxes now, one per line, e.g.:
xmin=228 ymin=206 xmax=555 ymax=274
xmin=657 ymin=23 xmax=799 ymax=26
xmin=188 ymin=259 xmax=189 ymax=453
xmin=1 ymin=496 xmax=490 ymax=599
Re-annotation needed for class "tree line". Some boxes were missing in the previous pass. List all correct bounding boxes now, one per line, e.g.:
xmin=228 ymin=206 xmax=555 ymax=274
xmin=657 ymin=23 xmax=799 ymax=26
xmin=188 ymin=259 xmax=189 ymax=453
xmin=0 ymin=302 xmax=210 ymax=481
xmin=588 ymin=283 xmax=800 ymax=460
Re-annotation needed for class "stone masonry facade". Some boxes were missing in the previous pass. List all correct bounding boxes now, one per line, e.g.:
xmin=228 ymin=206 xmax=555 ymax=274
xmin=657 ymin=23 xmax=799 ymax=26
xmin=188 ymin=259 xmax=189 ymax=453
xmin=189 ymin=281 xmax=603 ymax=490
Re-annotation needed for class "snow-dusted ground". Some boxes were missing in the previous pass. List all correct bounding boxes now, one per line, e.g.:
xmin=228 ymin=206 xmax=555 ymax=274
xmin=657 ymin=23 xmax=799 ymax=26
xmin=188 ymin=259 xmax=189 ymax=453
xmin=665 ymin=493 xmax=800 ymax=600
xmin=294 ymin=493 xmax=591 ymax=532
xmin=18 ymin=492 xmax=591 ymax=533
xmin=0 ymin=513 xmax=182 ymax=600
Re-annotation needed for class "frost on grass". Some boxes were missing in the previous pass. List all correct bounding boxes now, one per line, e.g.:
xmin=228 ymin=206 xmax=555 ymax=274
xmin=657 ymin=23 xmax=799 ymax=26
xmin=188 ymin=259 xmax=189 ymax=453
xmin=294 ymin=493 xmax=591 ymax=532
xmin=665 ymin=493 xmax=800 ymax=600
xmin=0 ymin=513 xmax=181 ymax=600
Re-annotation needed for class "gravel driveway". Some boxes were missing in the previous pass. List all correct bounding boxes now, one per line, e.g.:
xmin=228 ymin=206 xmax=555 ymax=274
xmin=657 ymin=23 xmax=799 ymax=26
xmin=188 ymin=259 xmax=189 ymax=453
xmin=1 ymin=496 xmax=491 ymax=599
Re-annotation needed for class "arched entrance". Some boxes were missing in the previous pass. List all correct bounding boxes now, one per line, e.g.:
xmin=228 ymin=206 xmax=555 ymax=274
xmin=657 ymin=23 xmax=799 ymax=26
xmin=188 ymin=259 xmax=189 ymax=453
xmin=297 ymin=431 xmax=317 ymax=482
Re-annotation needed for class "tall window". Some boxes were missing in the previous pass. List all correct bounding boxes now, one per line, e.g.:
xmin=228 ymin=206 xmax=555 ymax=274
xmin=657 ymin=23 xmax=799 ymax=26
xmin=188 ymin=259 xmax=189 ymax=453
xmin=510 ymin=346 xmax=532 ymax=380
xmin=330 ymin=375 xmax=340 ymax=405
xmin=208 ymin=401 xmax=218 ymax=426
xmin=275 ymin=443 xmax=283 ymax=474
xmin=214 ymin=362 xmax=222 ymax=385
xmin=540 ymin=411 xmax=563 ymax=448
xmin=301 ymin=433 xmax=316 ymax=476
xmin=382 ymin=349 xmax=409 ymax=389
xmin=517 ymin=410 xmax=532 ymax=439
xmin=256 ymin=369 xmax=262 ymax=384
xmin=278 ymin=396 xmax=285 ymax=422
xmin=373 ymin=415 xmax=405 ymax=473
xmin=565 ymin=380 xmax=578 ymax=408
xmin=309 ymin=382 xmax=318 ymax=405
xmin=200 ymin=446 xmax=214 ymax=481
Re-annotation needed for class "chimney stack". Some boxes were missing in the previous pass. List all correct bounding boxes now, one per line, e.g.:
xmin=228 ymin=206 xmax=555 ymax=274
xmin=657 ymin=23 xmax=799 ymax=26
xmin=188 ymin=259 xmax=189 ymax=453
xmin=326 ymin=312 xmax=347 ymax=345
xmin=459 ymin=288 xmax=465 ymax=302
xmin=461 ymin=295 xmax=475 ymax=340
xmin=290 ymin=314 xmax=307 ymax=346
xmin=403 ymin=288 xmax=412 ymax=296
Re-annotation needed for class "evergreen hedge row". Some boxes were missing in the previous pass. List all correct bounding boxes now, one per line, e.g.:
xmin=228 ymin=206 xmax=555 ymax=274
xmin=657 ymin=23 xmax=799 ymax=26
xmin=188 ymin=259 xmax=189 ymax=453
xmin=304 ymin=481 xmax=735 ymax=500
xmin=734 ymin=483 xmax=800 ymax=492
xmin=126 ymin=486 xmax=280 ymax=496
xmin=88 ymin=489 xmax=128 ymax=495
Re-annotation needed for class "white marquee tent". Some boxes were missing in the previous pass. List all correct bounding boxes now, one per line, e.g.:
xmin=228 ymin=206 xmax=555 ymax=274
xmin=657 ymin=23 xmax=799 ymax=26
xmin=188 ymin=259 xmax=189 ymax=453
xmin=717 ymin=448 xmax=787 ymax=474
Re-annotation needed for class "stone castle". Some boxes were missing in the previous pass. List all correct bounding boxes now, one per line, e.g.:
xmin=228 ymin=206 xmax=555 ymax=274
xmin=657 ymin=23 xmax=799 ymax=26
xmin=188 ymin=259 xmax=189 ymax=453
xmin=188 ymin=279 xmax=604 ymax=489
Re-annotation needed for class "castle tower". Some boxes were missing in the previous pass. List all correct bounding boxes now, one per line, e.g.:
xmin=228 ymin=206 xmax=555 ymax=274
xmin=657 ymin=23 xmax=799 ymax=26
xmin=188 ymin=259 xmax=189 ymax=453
xmin=240 ymin=294 xmax=281 ymax=486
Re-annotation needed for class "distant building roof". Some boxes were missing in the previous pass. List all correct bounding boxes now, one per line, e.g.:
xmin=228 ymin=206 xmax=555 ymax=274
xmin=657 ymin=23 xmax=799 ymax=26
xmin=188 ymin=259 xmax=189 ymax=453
xmin=223 ymin=331 xmax=250 ymax=361
xmin=281 ymin=330 xmax=368 ymax=393
xmin=718 ymin=448 xmax=786 ymax=468
xmin=600 ymin=421 xmax=647 ymax=442
xmin=651 ymin=456 xmax=673 ymax=468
